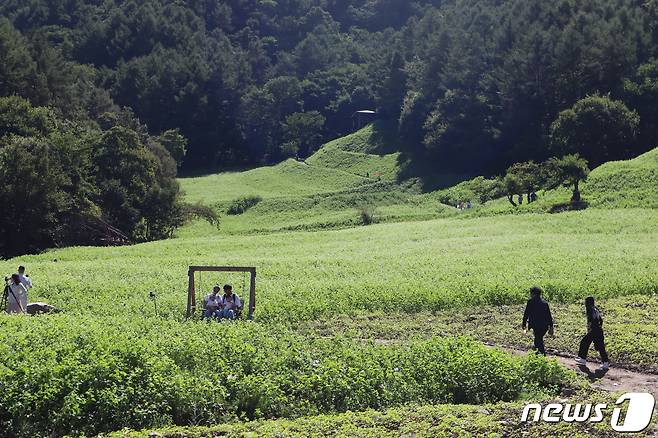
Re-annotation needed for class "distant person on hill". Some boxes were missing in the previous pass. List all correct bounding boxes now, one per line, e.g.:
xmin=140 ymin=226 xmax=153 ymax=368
xmin=530 ymin=192 xmax=538 ymax=203
xmin=575 ymin=297 xmax=609 ymax=371
xmin=219 ymin=284 xmax=242 ymax=320
xmin=6 ymin=274 xmax=28 ymax=314
xmin=517 ymin=194 xmax=523 ymax=205
xmin=466 ymin=200 xmax=472 ymax=209
xmin=17 ymin=265 xmax=32 ymax=291
xmin=203 ymin=285 xmax=222 ymax=320
xmin=522 ymin=286 xmax=554 ymax=355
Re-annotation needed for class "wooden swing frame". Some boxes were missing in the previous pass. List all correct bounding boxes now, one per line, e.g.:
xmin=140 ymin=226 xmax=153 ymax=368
xmin=187 ymin=266 xmax=256 ymax=320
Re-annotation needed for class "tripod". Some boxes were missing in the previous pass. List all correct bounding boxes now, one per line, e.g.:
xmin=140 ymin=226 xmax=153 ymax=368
xmin=1 ymin=282 xmax=10 ymax=313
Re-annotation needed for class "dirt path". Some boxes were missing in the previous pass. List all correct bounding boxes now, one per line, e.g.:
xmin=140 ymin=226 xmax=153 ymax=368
xmin=368 ymin=337 xmax=658 ymax=395
xmin=495 ymin=343 xmax=658 ymax=436
xmin=489 ymin=343 xmax=658 ymax=395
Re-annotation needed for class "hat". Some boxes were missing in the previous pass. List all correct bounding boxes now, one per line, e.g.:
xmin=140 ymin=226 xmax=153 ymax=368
xmin=213 ymin=284 xmax=221 ymax=290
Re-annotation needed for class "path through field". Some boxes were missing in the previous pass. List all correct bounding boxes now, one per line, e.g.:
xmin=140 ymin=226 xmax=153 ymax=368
xmin=366 ymin=337 xmax=658 ymax=395
xmin=497 ymin=344 xmax=658 ymax=436
xmin=492 ymin=344 xmax=658 ymax=395
xmin=368 ymin=337 xmax=658 ymax=433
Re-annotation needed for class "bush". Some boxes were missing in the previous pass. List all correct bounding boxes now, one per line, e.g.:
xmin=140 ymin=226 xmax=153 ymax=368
xmin=182 ymin=202 xmax=221 ymax=228
xmin=226 ymin=196 xmax=263 ymax=215
xmin=436 ymin=176 xmax=505 ymax=206
xmin=358 ymin=205 xmax=377 ymax=225
xmin=0 ymin=316 xmax=571 ymax=437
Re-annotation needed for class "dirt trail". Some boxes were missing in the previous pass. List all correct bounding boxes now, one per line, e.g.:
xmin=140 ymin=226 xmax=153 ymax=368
xmin=489 ymin=343 xmax=658 ymax=395
xmin=368 ymin=337 xmax=658 ymax=395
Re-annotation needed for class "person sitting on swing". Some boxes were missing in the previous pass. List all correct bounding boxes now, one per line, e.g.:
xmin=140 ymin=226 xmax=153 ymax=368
xmin=203 ymin=285 xmax=222 ymax=320
xmin=219 ymin=284 xmax=242 ymax=320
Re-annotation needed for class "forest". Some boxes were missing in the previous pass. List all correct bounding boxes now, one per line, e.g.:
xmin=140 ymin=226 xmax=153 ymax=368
xmin=1 ymin=0 xmax=657 ymax=255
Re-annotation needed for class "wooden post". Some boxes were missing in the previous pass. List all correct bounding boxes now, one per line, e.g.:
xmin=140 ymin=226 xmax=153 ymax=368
xmin=187 ymin=269 xmax=195 ymax=318
xmin=248 ymin=269 xmax=256 ymax=320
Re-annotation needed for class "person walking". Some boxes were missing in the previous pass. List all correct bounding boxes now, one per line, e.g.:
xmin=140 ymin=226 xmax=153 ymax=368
xmin=575 ymin=296 xmax=609 ymax=371
xmin=522 ymin=286 xmax=554 ymax=355
xmin=6 ymin=274 xmax=28 ymax=314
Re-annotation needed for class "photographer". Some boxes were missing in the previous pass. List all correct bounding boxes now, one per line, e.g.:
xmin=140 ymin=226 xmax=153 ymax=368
xmin=5 ymin=274 xmax=28 ymax=314
xmin=17 ymin=265 xmax=32 ymax=290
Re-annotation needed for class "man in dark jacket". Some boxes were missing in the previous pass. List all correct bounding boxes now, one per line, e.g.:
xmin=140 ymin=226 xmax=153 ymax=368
xmin=575 ymin=296 xmax=609 ymax=371
xmin=522 ymin=286 xmax=554 ymax=355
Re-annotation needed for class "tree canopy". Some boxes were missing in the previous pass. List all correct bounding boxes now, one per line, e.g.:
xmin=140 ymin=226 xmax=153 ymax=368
xmin=0 ymin=0 xmax=656 ymax=174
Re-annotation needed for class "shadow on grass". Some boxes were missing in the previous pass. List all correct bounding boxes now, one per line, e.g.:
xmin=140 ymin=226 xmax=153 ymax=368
xmin=578 ymin=364 xmax=610 ymax=381
xmin=549 ymin=201 xmax=589 ymax=214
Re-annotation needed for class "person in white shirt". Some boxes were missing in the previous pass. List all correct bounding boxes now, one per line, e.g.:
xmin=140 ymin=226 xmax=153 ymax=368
xmin=219 ymin=284 xmax=242 ymax=320
xmin=203 ymin=285 xmax=222 ymax=320
xmin=6 ymin=274 xmax=28 ymax=314
xmin=17 ymin=265 xmax=32 ymax=291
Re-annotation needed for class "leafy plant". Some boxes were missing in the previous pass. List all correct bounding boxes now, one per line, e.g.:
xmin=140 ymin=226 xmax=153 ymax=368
xmin=226 ymin=196 xmax=263 ymax=215
xmin=358 ymin=205 xmax=377 ymax=225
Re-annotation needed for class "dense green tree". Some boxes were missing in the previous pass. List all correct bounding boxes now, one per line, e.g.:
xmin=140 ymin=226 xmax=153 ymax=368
xmin=503 ymin=173 xmax=523 ymax=207
xmin=0 ymin=95 xmax=54 ymax=138
xmin=505 ymin=161 xmax=543 ymax=204
xmin=93 ymin=127 xmax=158 ymax=237
xmin=623 ymin=60 xmax=658 ymax=150
xmin=378 ymin=51 xmax=407 ymax=120
xmin=0 ymin=130 xmax=96 ymax=257
xmin=282 ymin=111 xmax=326 ymax=157
xmin=549 ymin=95 xmax=639 ymax=167
xmin=0 ymin=19 xmax=45 ymax=103
xmin=159 ymin=129 xmax=188 ymax=168
xmin=545 ymin=154 xmax=590 ymax=203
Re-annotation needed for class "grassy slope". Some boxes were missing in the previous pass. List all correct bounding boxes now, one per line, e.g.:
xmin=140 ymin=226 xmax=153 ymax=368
xmin=178 ymin=123 xmax=445 ymax=236
xmin=180 ymin=159 xmax=367 ymax=205
xmin=459 ymin=146 xmax=658 ymax=216
xmin=305 ymin=121 xmax=402 ymax=181
xmin=180 ymin=122 xmax=403 ymax=206
xmin=583 ymin=146 xmax=658 ymax=208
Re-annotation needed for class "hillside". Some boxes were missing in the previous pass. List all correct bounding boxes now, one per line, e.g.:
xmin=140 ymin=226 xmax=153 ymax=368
xmin=178 ymin=124 xmax=447 ymax=236
xmin=305 ymin=122 xmax=402 ymax=182
xmin=436 ymin=145 xmax=658 ymax=216
xmin=584 ymin=146 xmax=658 ymax=208
xmin=180 ymin=128 xmax=658 ymax=239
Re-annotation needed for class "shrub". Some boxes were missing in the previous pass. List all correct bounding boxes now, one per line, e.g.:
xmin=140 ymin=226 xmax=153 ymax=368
xmin=226 ymin=196 xmax=262 ymax=215
xmin=182 ymin=202 xmax=221 ymax=228
xmin=0 ymin=316 xmax=570 ymax=437
xmin=436 ymin=176 xmax=505 ymax=207
xmin=358 ymin=205 xmax=377 ymax=225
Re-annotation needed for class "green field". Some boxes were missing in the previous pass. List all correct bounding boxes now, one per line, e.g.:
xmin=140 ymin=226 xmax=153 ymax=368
xmin=1 ymin=130 xmax=657 ymax=437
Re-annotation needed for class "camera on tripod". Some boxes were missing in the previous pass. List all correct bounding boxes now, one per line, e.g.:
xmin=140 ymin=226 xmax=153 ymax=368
xmin=1 ymin=276 xmax=10 ymax=312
